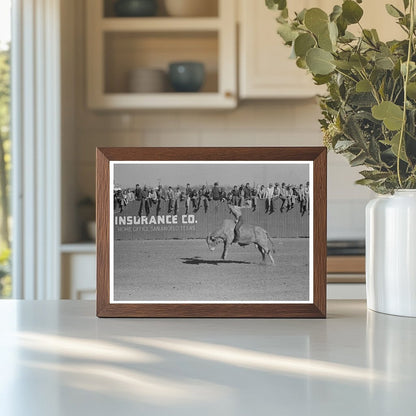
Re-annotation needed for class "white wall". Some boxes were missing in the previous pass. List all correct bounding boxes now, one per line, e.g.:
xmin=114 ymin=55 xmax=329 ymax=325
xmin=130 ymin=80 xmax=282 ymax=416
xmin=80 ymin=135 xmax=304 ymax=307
xmin=61 ymin=0 xmax=374 ymax=243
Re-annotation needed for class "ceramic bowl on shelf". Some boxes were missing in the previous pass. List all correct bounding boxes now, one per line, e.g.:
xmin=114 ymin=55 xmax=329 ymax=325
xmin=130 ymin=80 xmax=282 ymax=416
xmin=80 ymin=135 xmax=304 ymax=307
xmin=128 ymin=68 xmax=167 ymax=93
xmin=168 ymin=62 xmax=205 ymax=92
xmin=114 ymin=0 xmax=158 ymax=17
xmin=164 ymin=0 xmax=218 ymax=17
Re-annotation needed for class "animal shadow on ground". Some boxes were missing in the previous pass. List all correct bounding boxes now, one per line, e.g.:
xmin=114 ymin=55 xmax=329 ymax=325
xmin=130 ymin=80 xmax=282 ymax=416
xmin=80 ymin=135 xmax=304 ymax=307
xmin=181 ymin=257 xmax=252 ymax=266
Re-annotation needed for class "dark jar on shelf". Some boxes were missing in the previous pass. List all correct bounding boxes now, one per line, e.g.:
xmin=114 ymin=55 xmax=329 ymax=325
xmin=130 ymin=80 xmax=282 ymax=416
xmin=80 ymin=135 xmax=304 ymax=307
xmin=114 ymin=0 xmax=158 ymax=17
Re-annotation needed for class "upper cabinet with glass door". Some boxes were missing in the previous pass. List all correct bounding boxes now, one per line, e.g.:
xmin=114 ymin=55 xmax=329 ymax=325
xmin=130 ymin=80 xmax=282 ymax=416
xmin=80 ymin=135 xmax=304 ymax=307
xmin=86 ymin=0 xmax=237 ymax=109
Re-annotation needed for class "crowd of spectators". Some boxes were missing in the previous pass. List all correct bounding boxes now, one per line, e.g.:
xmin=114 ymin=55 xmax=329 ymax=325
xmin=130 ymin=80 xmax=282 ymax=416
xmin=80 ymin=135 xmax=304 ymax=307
xmin=114 ymin=181 xmax=310 ymax=216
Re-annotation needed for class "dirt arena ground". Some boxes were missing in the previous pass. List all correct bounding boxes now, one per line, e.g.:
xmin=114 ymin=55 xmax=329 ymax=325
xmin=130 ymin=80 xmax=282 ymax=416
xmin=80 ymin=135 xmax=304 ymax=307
xmin=113 ymin=238 xmax=310 ymax=302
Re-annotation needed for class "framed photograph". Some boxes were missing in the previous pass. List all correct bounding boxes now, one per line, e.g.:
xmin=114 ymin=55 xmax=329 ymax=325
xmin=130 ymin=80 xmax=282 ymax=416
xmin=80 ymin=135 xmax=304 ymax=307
xmin=96 ymin=147 xmax=327 ymax=318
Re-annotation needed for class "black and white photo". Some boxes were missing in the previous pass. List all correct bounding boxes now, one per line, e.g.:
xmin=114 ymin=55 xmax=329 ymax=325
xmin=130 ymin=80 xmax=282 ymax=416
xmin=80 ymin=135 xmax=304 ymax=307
xmin=109 ymin=161 xmax=313 ymax=304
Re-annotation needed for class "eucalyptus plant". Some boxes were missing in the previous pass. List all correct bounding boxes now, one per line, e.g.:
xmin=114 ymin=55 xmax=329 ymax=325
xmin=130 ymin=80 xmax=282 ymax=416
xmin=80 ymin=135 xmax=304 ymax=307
xmin=266 ymin=0 xmax=416 ymax=193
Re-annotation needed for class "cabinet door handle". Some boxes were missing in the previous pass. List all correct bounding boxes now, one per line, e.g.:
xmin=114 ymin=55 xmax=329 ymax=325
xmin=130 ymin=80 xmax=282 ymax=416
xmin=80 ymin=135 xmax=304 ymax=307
xmin=224 ymin=91 xmax=234 ymax=98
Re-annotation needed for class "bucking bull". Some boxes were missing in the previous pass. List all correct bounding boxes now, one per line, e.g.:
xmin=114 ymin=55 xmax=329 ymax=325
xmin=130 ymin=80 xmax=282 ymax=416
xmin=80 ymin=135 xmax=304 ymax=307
xmin=206 ymin=219 xmax=275 ymax=264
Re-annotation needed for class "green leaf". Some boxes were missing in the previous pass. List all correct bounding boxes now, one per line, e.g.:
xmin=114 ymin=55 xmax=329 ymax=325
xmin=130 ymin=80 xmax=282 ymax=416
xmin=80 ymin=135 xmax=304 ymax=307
xmin=318 ymin=27 xmax=334 ymax=52
xmin=375 ymin=55 xmax=395 ymax=70
xmin=306 ymin=48 xmax=335 ymax=75
xmin=334 ymin=139 xmax=355 ymax=151
xmin=339 ymin=31 xmax=356 ymax=43
xmin=363 ymin=29 xmax=376 ymax=46
xmin=350 ymin=152 xmax=367 ymax=167
xmin=369 ymin=136 xmax=382 ymax=163
xmin=407 ymin=82 xmax=416 ymax=99
xmin=371 ymin=29 xmax=380 ymax=42
xmin=296 ymin=8 xmax=307 ymax=23
xmin=355 ymin=178 xmax=378 ymax=186
xmin=401 ymin=61 xmax=416 ymax=76
xmin=372 ymin=101 xmax=404 ymax=131
xmin=330 ymin=5 xmax=342 ymax=22
xmin=266 ymin=0 xmax=287 ymax=11
xmin=342 ymin=0 xmax=364 ymax=24
xmin=333 ymin=60 xmax=353 ymax=70
xmin=344 ymin=114 xmax=367 ymax=147
xmin=350 ymin=54 xmax=368 ymax=70
xmin=336 ymin=15 xmax=348 ymax=36
xmin=294 ymin=33 xmax=316 ymax=58
xmin=313 ymin=74 xmax=332 ymax=85
xmin=356 ymin=79 xmax=372 ymax=92
xmin=328 ymin=21 xmax=338 ymax=44
xmin=381 ymin=132 xmax=408 ymax=162
xmin=360 ymin=170 xmax=391 ymax=181
xmin=385 ymin=4 xmax=404 ymax=18
xmin=304 ymin=8 xmax=329 ymax=35
xmin=403 ymin=0 xmax=410 ymax=10
xmin=296 ymin=57 xmax=308 ymax=69
xmin=277 ymin=23 xmax=298 ymax=43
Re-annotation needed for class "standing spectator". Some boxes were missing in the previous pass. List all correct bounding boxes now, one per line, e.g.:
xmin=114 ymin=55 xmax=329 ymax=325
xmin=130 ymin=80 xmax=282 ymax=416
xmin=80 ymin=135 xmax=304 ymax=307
xmin=265 ymin=183 xmax=275 ymax=213
xmin=287 ymin=186 xmax=295 ymax=211
xmin=197 ymin=185 xmax=210 ymax=212
xmin=134 ymin=184 xmax=142 ymax=201
xmin=251 ymin=185 xmax=258 ymax=211
xmin=298 ymin=184 xmax=306 ymax=215
xmin=305 ymin=181 xmax=310 ymax=214
xmin=122 ymin=190 xmax=128 ymax=207
xmin=190 ymin=187 xmax=199 ymax=212
xmin=258 ymin=185 xmax=267 ymax=199
xmin=127 ymin=189 xmax=135 ymax=202
xmin=274 ymin=183 xmax=281 ymax=199
xmin=185 ymin=183 xmax=193 ymax=214
xmin=114 ymin=190 xmax=124 ymax=213
xmin=238 ymin=184 xmax=245 ymax=206
xmin=243 ymin=183 xmax=251 ymax=203
xmin=231 ymin=185 xmax=239 ymax=205
xmin=148 ymin=187 xmax=158 ymax=205
xmin=155 ymin=185 xmax=164 ymax=215
xmin=220 ymin=187 xmax=226 ymax=201
xmin=280 ymin=182 xmax=287 ymax=212
xmin=167 ymin=186 xmax=175 ymax=213
xmin=138 ymin=185 xmax=150 ymax=216
xmin=174 ymin=186 xmax=182 ymax=215
xmin=281 ymin=185 xmax=293 ymax=212
xmin=212 ymin=182 xmax=221 ymax=201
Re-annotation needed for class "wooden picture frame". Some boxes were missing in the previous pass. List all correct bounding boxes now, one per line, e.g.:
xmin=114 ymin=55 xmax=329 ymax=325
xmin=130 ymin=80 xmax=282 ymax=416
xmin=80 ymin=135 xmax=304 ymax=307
xmin=96 ymin=147 xmax=327 ymax=317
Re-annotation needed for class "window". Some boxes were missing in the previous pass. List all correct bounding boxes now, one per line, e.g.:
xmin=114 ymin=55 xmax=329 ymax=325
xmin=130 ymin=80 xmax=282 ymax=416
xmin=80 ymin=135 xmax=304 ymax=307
xmin=0 ymin=0 xmax=11 ymax=298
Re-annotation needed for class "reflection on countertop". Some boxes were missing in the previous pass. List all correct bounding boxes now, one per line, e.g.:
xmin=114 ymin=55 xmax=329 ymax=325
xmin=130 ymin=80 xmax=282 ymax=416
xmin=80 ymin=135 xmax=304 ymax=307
xmin=0 ymin=300 xmax=416 ymax=415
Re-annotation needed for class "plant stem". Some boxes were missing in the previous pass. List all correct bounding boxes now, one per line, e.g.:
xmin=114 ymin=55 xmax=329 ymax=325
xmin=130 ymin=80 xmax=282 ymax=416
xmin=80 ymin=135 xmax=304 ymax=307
xmin=397 ymin=0 xmax=415 ymax=188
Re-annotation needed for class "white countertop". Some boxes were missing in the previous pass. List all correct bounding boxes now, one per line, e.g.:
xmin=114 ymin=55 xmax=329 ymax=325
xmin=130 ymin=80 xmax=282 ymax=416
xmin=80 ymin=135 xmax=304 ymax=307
xmin=0 ymin=300 xmax=415 ymax=415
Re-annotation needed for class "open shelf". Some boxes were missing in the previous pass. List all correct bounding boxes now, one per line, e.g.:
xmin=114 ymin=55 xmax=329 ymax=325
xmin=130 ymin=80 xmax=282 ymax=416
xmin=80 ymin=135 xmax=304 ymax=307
xmin=103 ymin=0 xmax=219 ymax=18
xmin=104 ymin=31 xmax=218 ymax=94
xmin=102 ymin=17 xmax=221 ymax=32
xmin=61 ymin=243 xmax=96 ymax=254
xmin=90 ymin=92 xmax=234 ymax=109
xmin=87 ymin=0 xmax=236 ymax=109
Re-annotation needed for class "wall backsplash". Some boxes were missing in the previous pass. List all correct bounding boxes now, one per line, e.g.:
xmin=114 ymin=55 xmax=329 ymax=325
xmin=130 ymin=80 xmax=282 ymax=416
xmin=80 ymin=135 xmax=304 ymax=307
xmin=62 ymin=0 xmax=374 ymax=243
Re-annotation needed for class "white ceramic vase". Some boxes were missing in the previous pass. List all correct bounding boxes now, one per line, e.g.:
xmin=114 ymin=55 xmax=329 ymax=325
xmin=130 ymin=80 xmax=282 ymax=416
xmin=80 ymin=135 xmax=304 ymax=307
xmin=366 ymin=190 xmax=416 ymax=317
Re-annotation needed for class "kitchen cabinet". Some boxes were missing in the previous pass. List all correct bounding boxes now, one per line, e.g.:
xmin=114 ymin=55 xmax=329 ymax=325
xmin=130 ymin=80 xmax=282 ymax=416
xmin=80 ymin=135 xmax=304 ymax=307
xmin=238 ymin=0 xmax=404 ymax=99
xmin=86 ymin=0 xmax=237 ymax=109
xmin=239 ymin=0 xmax=325 ymax=99
xmin=61 ymin=245 xmax=96 ymax=300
